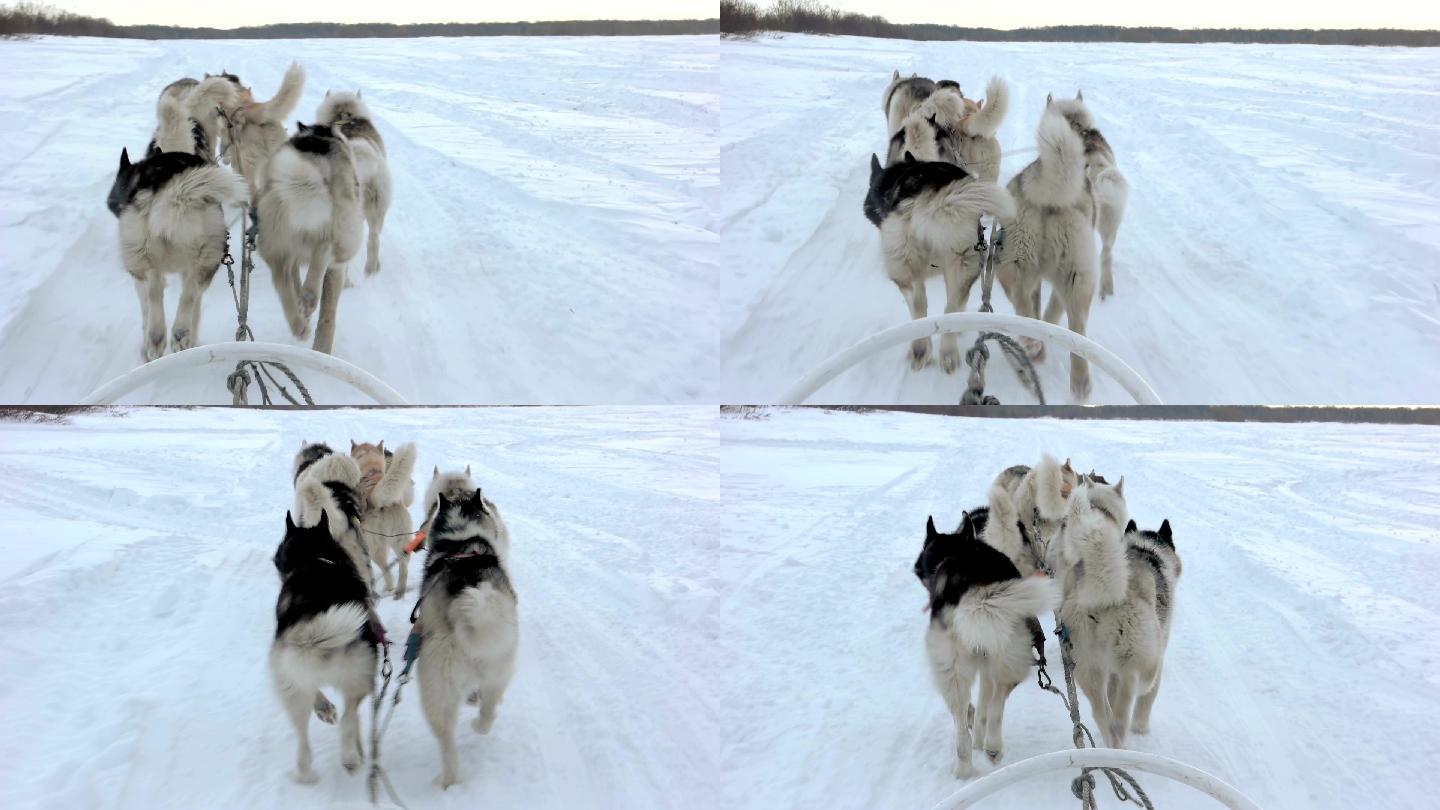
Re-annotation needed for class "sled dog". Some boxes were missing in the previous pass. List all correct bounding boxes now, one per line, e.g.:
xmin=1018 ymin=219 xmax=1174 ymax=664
xmin=316 ymin=90 xmax=391 ymax=276
xmin=149 ymin=74 xmax=243 ymax=163
xmin=292 ymin=440 xmax=371 ymax=581
xmin=864 ymin=152 xmax=1015 ymax=373
xmin=351 ymin=440 xmax=417 ymax=598
xmin=220 ymin=62 xmax=306 ymax=196
xmin=270 ymin=510 xmax=378 ymax=783
xmin=915 ymin=512 xmax=1056 ymax=778
xmin=256 ymin=122 xmax=364 ymax=353
xmin=883 ymin=70 xmax=937 ymax=137
xmin=888 ymin=76 xmax=1009 ymax=184
xmin=1052 ymin=475 xmax=1165 ymax=748
xmin=1044 ymin=91 xmax=1129 ymax=300
xmin=988 ymin=454 xmax=1079 ymax=572
xmin=107 ymin=147 xmax=248 ymax=361
xmin=415 ymin=486 xmax=518 ymax=788
xmin=1120 ymin=518 xmax=1180 ymax=735
xmin=421 ymin=465 xmax=476 ymax=537
xmin=993 ymin=104 xmax=1099 ymax=400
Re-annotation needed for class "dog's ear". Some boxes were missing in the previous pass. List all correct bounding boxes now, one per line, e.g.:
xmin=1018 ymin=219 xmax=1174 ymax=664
xmin=357 ymin=89 xmax=362 ymax=98
xmin=891 ymin=69 xmax=900 ymax=81
xmin=1159 ymin=519 xmax=1172 ymax=542
xmin=1114 ymin=476 xmax=1125 ymax=496
xmin=469 ymin=487 xmax=487 ymax=512
xmin=1125 ymin=518 xmax=1137 ymax=534
xmin=926 ymin=515 xmax=937 ymax=539
xmin=432 ymin=465 xmax=439 ymax=478
xmin=1046 ymin=92 xmax=1053 ymax=107
xmin=977 ymin=98 xmax=984 ymax=110
xmin=315 ymin=509 xmax=330 ymax=533
xmin=869 ymin=153 xmax=881 ymax=177
xmin=903 ymin=151 xmax=916 ymax=163
xmin=377 ymin=440 xmax=384 ymax=454
xmin=325 ymin=89 xmax=331 ymax=97
xmin=285 ymin=511 xmax=295 ymax=532
xmin=1076 ymin=89 xmax=1084 ymax=102
xmin=1062 ymin=458 xmax=1073 ymax=472
xmin=465 ymin=464 xmax=471 ymax=476
xmin=350 ymin=439 xmax=357 ymax=452
xmin=119 ymin=148 xmax=131 ymax=170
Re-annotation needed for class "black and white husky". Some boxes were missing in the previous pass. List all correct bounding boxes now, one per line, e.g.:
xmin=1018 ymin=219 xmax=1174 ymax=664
xmin=415 ymin=486 xmax=518 ymax=788
xmin=106 ymin=146 xmax=248 ymax=361
xmin=864 ymin=152 xmax=1015 ymax=373
xmin=915 ymin=512 xmax=1056 ymax=778
xmin=269 ymin=510 xmax=378 ymax=784
xmin=292 ymin=441 xmax=371 ymax=583
xmin=256 ymin=122 xmax=364 ymax=353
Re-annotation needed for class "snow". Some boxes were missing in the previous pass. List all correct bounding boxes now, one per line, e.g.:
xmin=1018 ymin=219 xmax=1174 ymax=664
xmin=718 ymin=407 xmax=1440 ymax=809
xmin=0 ymin=36 xmax=718 ymax=404
xmin=0 ymin=406 xmax=720 ymax=809
xmin=720 ymin=36 xmax=1440 ymax=404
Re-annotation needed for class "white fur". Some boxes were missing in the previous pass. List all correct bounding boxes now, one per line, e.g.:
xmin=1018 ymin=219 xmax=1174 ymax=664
xmin=292 ymin=451 xmax=370 ymax=580
xmin=269 ymin=603 xmax=374 ymax=783
xmin=224 ymin=62 xmax=306 ymax=196
xmin=314 ymin=91 xmax=391 ymax=276
xmin=422 ymin=467 xmax=476 ymax=535
xmin=358 ymin=442 xmax=417 ymax=599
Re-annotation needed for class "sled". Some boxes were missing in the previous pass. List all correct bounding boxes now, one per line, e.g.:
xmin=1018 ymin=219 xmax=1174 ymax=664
xmin=926 ymin=748 xmax=1262 ymax=810
xmin=81 ymin=341 xmax=409 ymax=405
xmin=779 ymin=312 xmax=1162 ymax=405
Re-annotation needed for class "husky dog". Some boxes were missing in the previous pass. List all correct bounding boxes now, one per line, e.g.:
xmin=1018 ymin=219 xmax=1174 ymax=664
xmin=421 ymin=465 xmax=476 ymax=537
xmin=1053 ymin=476 xmax=1164 ymax=748
xmin=315 ymin=90 xmax=391 ymax=276
xmin=148 ymin=74 xmax=243 ymax=163
xmin=888 ymin=77 xmax=1009 ymax=185
xmin=993 ymin=106 xmax=1099 ymax=400
xmin=865 ymin=153 xmax=1015 ymax=373
xmin=415 ymin=487 xmax=518 ymax=788
xmin=107 ymin=147 xmax=248 ymax=361
xmin=1044 ymin=91 xmax=1129 ymax=300
xmin=292 ymin=441 xmax=371 ymax=581
xmin=351 ymin=440 xmax=417 ymax=598
xmin=1121 ymin=518 xmax=1180 ymax=735
xmin=256 ymin=122 xmax=364 ymax=353
xmin=915 ymin=512 xmax=1056 ymax=777
xmin=220 ymin=62 xmax=306 ymax=197
xmin=883 ymin=71 xmax=937 ymax=137
xmin=989 ymin=454 xmax=1079 ymax=572
xmin=270 ymin=510 xmax=378 ymax=783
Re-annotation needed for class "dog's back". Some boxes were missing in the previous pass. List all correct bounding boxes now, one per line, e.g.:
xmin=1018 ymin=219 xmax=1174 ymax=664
xmin=883 ymin=72 xmax=938 ymax=136
xmin=258 ymin=124 xmax=363 ymax=262
xmin=292 ymin=443 xmax=370 ymax=578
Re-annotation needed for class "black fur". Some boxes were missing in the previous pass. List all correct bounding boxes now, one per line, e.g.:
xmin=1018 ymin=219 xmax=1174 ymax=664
xmin=191 ymin=120 xmax=209 ymax=157
xmin=914 ymin=510 xmax=1023 ymax=620
xmin=293 ymin=442 xmax=334 ymax=483
xmin=936 ymin=79 xmax=960 ymax=91
xmin=421 ymin=489 xmax=514 ymax=603
xmin=1126 ymin=520 xmax=1177 ymax=625
xmin=324 ymin=480 xmax=364 ymax=529
xmin=272 ymin=510 xmax=378 ymax=646
xmin=864 ymin=152 xmax=970 ymax=227
xmin=290 ymin=122 xmax=340 ymax=155
xmin=106 ymin=148 xmax=206 ymax=217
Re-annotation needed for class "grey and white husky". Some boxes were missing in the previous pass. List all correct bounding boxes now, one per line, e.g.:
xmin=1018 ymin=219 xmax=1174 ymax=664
xmin=269 ymin=510 xmax=378 ymax=783
xmin=986 ymin=454 xmax=1078 ymax=573
xmin=415 ymin=485 xmax=518 ymax=788
xmin=1052 ymin=476 xmax=1177 ymax=748
xmin=148 ymin=73 xmax=242 ymax=163
xmin=993 ymin=105 xmax=1099 ymax=400
xmin=292 ymin=441 xmax=372 ymax=582
xmin=221 ymin=62 xmax=307 ymax=196
xmin=1045 ymin=92 xmax=1130 ymax=300
xmin=106 ymin=146 xmax=248 ymax=361
xmin=915 ymin=512 xmax=1057 ymax=778
xmin=256 ymin=122 xmax=364 ymax=353
xmin=888 ymin=76 xmax=1009 ymax=185
xmin=315 ymin=90 xmax=391 ymax=277
xmin=864 ymin=152 xmax=1015 ymax=373
xmin=882 ymin=70 xmax=938 ymax=137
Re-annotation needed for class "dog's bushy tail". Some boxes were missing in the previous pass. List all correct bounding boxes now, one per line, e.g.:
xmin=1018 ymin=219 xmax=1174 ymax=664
xmin=148 ymin=165 xmax=248 ymax=242
xmin=255 ymin=62 xmax=306 ymax=123
xmin=296 ymin=479 xmax=335 ymax=531
xmin=941 ymin=181 xmax=1016 ymax=225
xmin=953 ymin=575 xmax=1057 ymax=656
xmin=327 ymin=144 xmax=364 ymax=263
xmin=450 ymin=583 xmax=518 ymax=656
xmin=984 ymin=484 xmax=1028 ymax=570
xmin=1027 ymin=110 xmax=1086 ymax=207
xmin=281 ymin=602 xmax=367 ymax=650
xmin=1059 ymin=485 xmax=1130 ymax=609
xmin=965 ymin=75 xmax=1009 ymax=139
xmin=371 ymin=442 xmax=417 ymax=509
xmin=152 ymin=95 xmax=194 ymax=155
xmin=1030 ymin=453 xmax=1068 ymax=521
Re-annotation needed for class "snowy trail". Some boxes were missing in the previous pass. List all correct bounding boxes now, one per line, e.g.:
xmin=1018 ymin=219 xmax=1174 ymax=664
xmin=718 ymin=408 xmax=1440 ymax=809
xmin=0 ymin=407 xmax=720 ymax=809
xmin=0 ymin=36 xmax=718 ymax=404
xmin=720 ymin=37 xmax=1440 ymax=404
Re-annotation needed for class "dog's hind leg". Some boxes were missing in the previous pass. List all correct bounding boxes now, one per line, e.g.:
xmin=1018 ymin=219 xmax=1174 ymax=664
xmin=279 ymin=684 xmax=319 ymax=783
xmin=972 ymin=671 xmax=994 ymax=757
xmin=420 ymin=662 xmax=462 ymax=788
xmin=1131 ymin=662 xmax=1162 ymax=734
xmin=1042 ymin=287 xmax=1065 ymax=325
xmin=171 ymin=270 xmax=205 ymax=353
xmin=132 ymin=274 xmax=167 ymax=362
xmin=311 ymin=265 xmax=344 ymax=354
xmin=393 ymin=538 xmax=409 ymax=600
xmin=1097 ymin=202 xmax=1122 ymax=300
xmin=1061 ymin=258 xmax=1096 ymax=402
xmin=299 ymin=245 xmax=331 ymax=323
xmin=339 ymin=683 xmax=367 ymax=773
xmin=363 ymin=178 xmax=388 ymax=277
xmin=939 ymin=250 xmax=982 ymax=374
xmin=472 ymin=671 xmax=512 ymax=735
xmin=270 ymin=257 xmax=311 ymax=338
xmin=1075 ymin=666 xmax=1113 ymax=748
xmin=1107 ymin=671 xmax=1138 ymax=749
xmin=985 ymin=678 xmax=1020 ymax=763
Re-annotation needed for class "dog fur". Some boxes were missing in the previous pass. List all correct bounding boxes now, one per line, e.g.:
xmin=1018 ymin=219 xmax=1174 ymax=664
xmin=269 ymin=510 xmax=378 ymax=784
xmin=315 ymin=90 xmax=391 ymax=277
xmin=256 ymin=122 xmax=364 ymax=353
xmin=1121 ymin=518 xmax=1180 ymax=735
xmin=415 ymin=486 xmax=518 ymax=788
xmin=107 ymin=147 xmax=248 ymax=361
xmin=888 ymin=76 xmax=1009 ymax=185
xmin=993 ymin=106 xmax=1098 ymax=400
xmin=351 ymin=440 xmax=417 ymax=598
xmin=990 ymin=454 xmax=1078 ymax=572
xmin=1045 ymin=91 xmax=1129 ymax=300
xmin=221 ymin=62 xmax=306 ymax=197
xmin=292 ymin=441 xmax=372 ymax=582
xmin=915 ymin=512 xmax=1057 ymax=777
xmin=149 ymin=74 xmax=243 ymax=164
xmin=865 ymin=152 xmax=1016 ymax=374
xmin=883 ymin=70 xmax=938 ymax=137
xmin=421 ymin=465 xmax=476 ymax=537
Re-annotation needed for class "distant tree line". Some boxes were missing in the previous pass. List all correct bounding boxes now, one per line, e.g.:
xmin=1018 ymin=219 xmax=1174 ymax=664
xmin=0 ymin=2 xmax=718 ymax=38
xmin=720 ymin=0 xmax=1440 ymax=46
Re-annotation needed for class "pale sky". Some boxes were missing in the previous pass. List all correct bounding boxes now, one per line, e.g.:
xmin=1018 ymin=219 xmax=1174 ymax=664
xmin=823 ymin=0 xmax=1440 ymax=30
xmin=67 ymin=1 xmax=715 ymax=29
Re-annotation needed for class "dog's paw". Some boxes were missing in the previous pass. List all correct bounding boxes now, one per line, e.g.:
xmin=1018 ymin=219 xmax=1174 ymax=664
xmin=1071 ymin=373 xmax=1093 ymax=403
xmin=393 ymin=587 xmax=406 ymax=601
xmin=341 ymin=753 xmax=361 ymax=774
xmin=939 ymin=341 xmax=960 ymax=374
xmin=1131 ymin=720 xmax=1150 ymax=735
xmin=466 ymin=691 xmax=481 ymax=707
xmin=287 ymin=312 xmax=311 ymax=340
xmin=952 ymin=759 xmax=975 ymax=780
xmin=909 ymin=338 xmax=931 ymax=371
xmin=435 ymin=772 xmax=460 ymax=790
xmin=292 ymin=768 xmax=320 ymax=785
xmin=313 ymin=699 xmax=337 ymax=725
xmin=171 ymin=327 xmax=194 ymax=353
xmin=365 ymin=256 xmax=381 ymax=277
xmin=986 ymin=748 xmax=1003 ymax=764
xmin=143 ymin=331 xmax=166 ymax=362
xmin=1021 ymin=336 xmax=1046 ymax=362
xmin=299 ymin=288 xmax=319 ymax=320
xmin=472 ymin=714 xmax=496 ymax=735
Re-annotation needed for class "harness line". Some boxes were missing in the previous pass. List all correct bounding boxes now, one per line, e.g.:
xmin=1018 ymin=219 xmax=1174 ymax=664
xmin=959 ymin=222 xmax=1045 ymax=405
